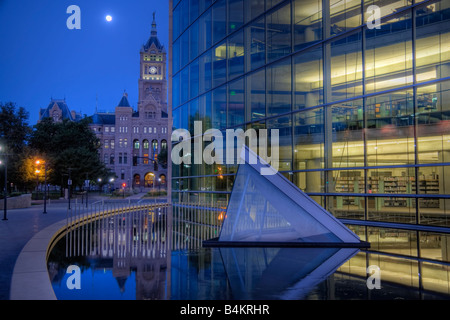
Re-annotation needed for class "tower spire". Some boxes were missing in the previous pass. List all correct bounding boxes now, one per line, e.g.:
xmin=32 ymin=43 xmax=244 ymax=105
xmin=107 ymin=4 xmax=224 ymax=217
xmin=151 ymin=11 xmax=157 ymax=36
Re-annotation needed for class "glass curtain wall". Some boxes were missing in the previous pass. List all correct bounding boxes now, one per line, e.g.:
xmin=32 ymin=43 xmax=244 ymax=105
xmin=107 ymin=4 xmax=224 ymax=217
xmin=171 ymin=0 xmax=450 ymax=228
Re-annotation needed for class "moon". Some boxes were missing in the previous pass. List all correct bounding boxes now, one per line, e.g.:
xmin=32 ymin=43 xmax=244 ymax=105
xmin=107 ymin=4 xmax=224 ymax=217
xmin=106 ymin=15 xmax=112 ymax=22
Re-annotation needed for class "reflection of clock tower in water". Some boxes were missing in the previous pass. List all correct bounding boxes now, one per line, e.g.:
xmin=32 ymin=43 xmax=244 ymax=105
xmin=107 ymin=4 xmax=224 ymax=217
xmin=138 ymin=12 xmax=167 ymax=113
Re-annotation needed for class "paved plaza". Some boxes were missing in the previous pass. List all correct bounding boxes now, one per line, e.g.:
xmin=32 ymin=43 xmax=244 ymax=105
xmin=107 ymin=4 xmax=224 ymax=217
xmin=0 ymin=193 xmax=153 ymax=300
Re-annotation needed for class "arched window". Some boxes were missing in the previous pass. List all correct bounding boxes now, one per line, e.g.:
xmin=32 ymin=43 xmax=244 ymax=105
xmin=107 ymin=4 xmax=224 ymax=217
xmin=161 ymin=139 xmax=167 ymax=151
xmin=134 ymin=139 xmax=140 ymax=149
xmin=152 ymin=139 xmax=158 ymax=158
xmin=143 ymin=139 xmax=149 ymax=149
xmin=52 ymin=111 xmax=60 ymax=122
xmin=134 ymin=174 xmax=141 ymax=186
xmin=144 ymin=172 xmax=155 ymax=188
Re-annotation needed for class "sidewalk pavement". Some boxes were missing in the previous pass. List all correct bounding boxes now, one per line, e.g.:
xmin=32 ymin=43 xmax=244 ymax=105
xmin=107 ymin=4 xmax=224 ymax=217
xmin=0 ymin=191 xmax=168 ymax=300
xmin=0 ymin=194 xmax=122 ymax=300
xmin=0 ymin=200 xmax=69 ymax=300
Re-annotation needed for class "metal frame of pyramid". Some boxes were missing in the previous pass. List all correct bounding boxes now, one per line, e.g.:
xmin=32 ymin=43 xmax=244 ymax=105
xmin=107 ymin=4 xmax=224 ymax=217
xmin=203 ymin=145 xmax=370 ymax=248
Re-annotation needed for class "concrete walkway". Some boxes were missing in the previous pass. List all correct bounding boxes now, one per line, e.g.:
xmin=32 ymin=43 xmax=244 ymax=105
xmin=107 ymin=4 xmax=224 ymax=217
xmin=0 ymin=194 xmax=122 ymax=300
xmin=0 ymin=191 xmax=169 ymax=300
xmin=0 ymin=200 xmax=69 ymax=299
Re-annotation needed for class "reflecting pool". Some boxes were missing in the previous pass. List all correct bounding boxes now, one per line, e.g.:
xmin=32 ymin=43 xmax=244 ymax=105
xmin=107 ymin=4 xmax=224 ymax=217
xmin=47 ymin=205 xmax=450 ymax=300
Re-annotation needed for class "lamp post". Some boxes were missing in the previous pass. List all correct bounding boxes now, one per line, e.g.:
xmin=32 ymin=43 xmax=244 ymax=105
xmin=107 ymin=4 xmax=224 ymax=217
xmin=43 ymin=161 xmax=48 ymax=214
xmin=0 ymin=158 xmax=7 ymax=221
xmin=109 ymin=178 xmax=114 ymax=194
xmin=35 ymin=168 xmax=40 ymax=200
xmin=67 ymin=168 xmax=73 ymax=210
xmin=36 ymin=159 xmax=48 ymax=214
xmin=85 ymin=173 xmax=89 ymax=208
xmin=0 ymin=146 xmax=8 ymax=220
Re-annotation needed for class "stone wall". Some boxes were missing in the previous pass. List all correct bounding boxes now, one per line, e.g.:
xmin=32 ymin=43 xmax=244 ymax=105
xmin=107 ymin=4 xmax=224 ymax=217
xmin=1 ymin=194 xmax=32 ymax=209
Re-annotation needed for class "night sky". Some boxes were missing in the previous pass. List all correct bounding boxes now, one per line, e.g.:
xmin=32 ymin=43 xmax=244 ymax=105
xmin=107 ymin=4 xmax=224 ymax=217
xmin=0 ymin=0 xmax=169 ymax=125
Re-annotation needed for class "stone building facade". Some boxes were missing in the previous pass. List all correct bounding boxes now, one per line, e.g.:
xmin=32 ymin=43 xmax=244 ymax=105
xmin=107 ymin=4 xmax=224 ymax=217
xmin=38 ymin=15 xmax=169 ymax=191
xmin=91 ymin=15 xmax=169 ymax=191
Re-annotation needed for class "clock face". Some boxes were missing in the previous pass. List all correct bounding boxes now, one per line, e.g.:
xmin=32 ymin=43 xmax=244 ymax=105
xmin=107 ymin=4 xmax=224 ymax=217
xmin=149 ymin=66 xmax=157 ymax=74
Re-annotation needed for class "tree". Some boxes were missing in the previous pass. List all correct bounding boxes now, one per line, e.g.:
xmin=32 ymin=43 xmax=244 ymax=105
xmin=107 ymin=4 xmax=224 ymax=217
xmin=0 ymin=102 xmax=33 ymax=192
xmin=15 ymin=149 xmax=52 ymax=192
xmin=158 ymin=146 xmax=168 ymax=169
xmin=0 ymin=102 xmax=31 ymax=154
xmin=29 ymin=117 xmax=111 ymax=190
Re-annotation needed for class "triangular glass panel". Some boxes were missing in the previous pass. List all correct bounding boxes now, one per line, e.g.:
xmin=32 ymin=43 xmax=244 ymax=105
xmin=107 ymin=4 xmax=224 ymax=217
xmin=204 ymin=146 xmax=369 ymax=248
xmin=219 ymin=247 xmax=359 ymax=299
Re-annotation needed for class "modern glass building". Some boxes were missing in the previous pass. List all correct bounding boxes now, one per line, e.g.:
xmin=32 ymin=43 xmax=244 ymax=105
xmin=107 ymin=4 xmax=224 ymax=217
xmin=169 ymin=0 xmax=450 ymax=232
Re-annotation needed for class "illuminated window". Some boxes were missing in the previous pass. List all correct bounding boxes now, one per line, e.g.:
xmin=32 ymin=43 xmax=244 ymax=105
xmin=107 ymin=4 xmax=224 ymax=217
xmin=152 ymin=139 xmax=158 ymax=158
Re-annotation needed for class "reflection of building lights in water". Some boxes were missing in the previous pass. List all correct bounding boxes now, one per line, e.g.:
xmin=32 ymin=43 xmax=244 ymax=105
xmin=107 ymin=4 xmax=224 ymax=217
xmin=47 ymin=202 xmax=450 ymax=299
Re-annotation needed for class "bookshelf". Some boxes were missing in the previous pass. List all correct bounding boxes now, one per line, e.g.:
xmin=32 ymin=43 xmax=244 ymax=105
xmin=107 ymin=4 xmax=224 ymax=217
xmin=334 ymin=172 xmax=440 ymax=209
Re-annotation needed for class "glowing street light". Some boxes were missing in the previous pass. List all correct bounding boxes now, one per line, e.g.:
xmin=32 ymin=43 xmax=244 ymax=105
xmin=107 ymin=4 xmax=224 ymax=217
xmin=36 ymin=159 xmax=48 ymax=214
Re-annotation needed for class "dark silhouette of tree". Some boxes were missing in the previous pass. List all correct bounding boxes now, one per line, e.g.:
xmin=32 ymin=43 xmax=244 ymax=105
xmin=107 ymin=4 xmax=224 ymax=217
xmin=29 ymin=117 xmax=111 ymax=190
xmin=0 ymin=102 xmax=32 ymax=191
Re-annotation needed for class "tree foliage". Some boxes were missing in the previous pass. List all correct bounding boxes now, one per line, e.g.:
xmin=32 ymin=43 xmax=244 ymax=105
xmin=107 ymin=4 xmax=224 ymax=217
xmin=158 ymin=146 xmax=168 ymax=169
xmin=29 ymin=117 xmax=111 ymax=189
xmin=0 ymin=102 xmax=31 ymax=154
xmin=0 ymin=102 xmax=33 ymax=191
xmin=14 ymin=149 xmax=51 ymax=191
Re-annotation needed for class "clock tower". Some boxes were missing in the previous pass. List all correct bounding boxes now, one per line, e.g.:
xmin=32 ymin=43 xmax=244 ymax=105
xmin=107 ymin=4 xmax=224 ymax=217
xmin=138 ymin=12 xmax=167 ymax=114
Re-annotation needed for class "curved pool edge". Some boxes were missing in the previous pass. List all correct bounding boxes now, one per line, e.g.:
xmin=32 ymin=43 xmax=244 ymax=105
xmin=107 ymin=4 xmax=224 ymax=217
xmin=9 ymin=218 xmax=67 ymax=300
xmin=9 ymin=203 xmax=168 ymax=300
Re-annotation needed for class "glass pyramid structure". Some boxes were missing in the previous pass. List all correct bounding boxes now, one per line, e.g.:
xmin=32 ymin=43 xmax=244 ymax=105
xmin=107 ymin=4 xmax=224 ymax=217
xmin=219 ymin=247 xmax=359 ymax=299
xmin=204 ymin=146 xmax=367 ymax=247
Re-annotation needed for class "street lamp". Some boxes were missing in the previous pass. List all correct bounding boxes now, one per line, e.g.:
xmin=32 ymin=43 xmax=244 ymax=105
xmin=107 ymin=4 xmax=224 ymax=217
xmin=0 ymin=159 xmax=6 ymax=221
xmin=67 ymin=168 xmax=74 ymax=210
xmin=36 ymin=159 xmax=48 ymax=214
xmin=0 ymin=146 xmax=7 ymax=220
xmin=84 ymin=174 xmax=89 ymax=208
